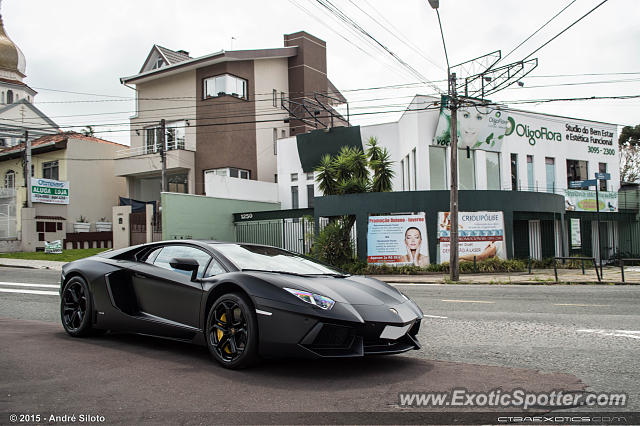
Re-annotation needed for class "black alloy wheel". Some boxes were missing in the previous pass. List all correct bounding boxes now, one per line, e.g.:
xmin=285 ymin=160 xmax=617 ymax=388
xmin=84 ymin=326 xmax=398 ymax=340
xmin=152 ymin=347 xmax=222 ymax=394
xmin=60 ymin=277 xmax=94 ymax=337
xmin=206 ymin=293 xmax=259 ymax=369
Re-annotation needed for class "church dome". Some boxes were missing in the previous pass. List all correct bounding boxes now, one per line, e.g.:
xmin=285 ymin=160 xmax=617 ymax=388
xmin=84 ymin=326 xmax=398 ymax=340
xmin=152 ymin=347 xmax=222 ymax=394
xmin=0 ymin=14 xmax=25 ymax=77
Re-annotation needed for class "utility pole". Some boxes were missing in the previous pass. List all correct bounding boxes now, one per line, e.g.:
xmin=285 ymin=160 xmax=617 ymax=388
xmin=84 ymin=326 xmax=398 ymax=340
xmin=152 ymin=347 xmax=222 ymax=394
xmin=448 ymin=74 xmax=459 ymax=281
xmin=24 ymin=130 xmax=32 ymax=208
xmin=159 ymin=119 xmax=166 ymax=193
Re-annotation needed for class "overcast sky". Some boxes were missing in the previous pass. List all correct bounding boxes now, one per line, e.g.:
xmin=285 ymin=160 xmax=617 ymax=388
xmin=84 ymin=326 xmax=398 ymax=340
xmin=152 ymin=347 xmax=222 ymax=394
xmin=6 ymin=0 xmax=640 ymax=145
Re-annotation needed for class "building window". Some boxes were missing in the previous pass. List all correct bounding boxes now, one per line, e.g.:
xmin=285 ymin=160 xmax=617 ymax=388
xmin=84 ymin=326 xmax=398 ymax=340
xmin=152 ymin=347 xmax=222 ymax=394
xmin=599 ymin=163 xmax=607 ymax=191
xmin=7 ymin=90 xmax=13 ymax=104
xmin=405 ymin=154 xmax=411 ymax=190
xmin=527 ymin=155 xmax=534 ymax=191
xmin=459 ymin=149 xmax=476 ymax=190
xmin=273 ymin=89 xmax=278 ymax=107
xmin=429 ymin=146 xmax=447 ymax=190
xmin=280 ymin=91 xmax=285 ymax=109
xmin=145 ymin=122 xmax=186 ymax=154
xmin=412 ymin=148 xmax=417 ymax=190
xmin=4 ymin=170 xmax=15 ymax=189
xmin=274 ymin=174 xmax=278 ymax=183
xmin=168 ymin=174 xmax=188 ymax=193
xmin=42 ymin=161 xmax=59 ymax=180
xmin=486 ymin=151 xmax=500 ymax=190
xmin=281 ymin=129 xmax=286 ymax=138
xmin=510 ymin=153 xmax=518 ymax=191
xmin=566 ymin=159 xmax=588 ymax=190
xmin=152 ymin=56 xmax=164 ymax=69
xmin=307 ymin=184 xmax=315 ymax=208
xmin=291 ymin=173 xmax=298 ymax=182
xmin=0 ymin=138 xmax=5 ymax=147
xmin=400 ymin=159 xmax=405 ymax=190
xmin=1 ymin=92 xmax=4 ymax=104
xmin=203 ymin=74 xmax=248 ymax=100
xmin=273 ymin=128 xmax=278 ymax=155
xmin=306 ymin=172 xmax=314 ymax=181
xmin=206 ymin=167 xmax=250 ymax=179
xmin=545 ymin=157 xmax=555 ymax=193
xmin=291 ymin=186 xmax=299 ymax=209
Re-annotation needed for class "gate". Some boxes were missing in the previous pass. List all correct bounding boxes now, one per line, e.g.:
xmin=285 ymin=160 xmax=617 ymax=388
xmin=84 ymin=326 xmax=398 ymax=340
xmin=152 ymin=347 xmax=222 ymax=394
xmin=130 ymin=211 xmax=147 ymax=245
xmin=234 ymin=209 xmax=315 ymax=254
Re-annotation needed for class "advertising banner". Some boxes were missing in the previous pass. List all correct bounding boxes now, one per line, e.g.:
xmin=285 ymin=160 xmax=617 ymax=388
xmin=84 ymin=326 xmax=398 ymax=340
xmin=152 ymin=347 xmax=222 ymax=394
xmin=438 ymin=211 xmax=506 ymax=263
xmin=367 ymin=214 xmax=429 ymax=266
xmin=44 ymin=240 xmax=63 ymax=254
xmin=31 ymin=178 xmax=69 ymax=205
xmin=564 ymin=189 xmax=617 ymax=212
xmin=433 ymin=95 xmax=508 ymax=152
xmin=570 ymin=218 xmax=582 ymax=249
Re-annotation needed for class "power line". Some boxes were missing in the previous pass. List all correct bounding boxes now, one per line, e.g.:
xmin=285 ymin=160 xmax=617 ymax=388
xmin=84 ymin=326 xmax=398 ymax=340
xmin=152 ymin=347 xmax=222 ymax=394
xmin=499 ymin=0 xmax=577 ymax=64
xmin=522 ymin=0 xmax=610 ymax=60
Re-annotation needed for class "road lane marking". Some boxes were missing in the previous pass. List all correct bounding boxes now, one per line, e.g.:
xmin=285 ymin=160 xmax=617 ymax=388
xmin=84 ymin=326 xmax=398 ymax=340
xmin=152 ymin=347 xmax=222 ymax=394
xmin=423 ymin=314 xmax=448 ymax=319
xmin=0 ymin=282 xmax=59 ymax=289
xmin=0 ymin=288 xmax=59 ymax=296
xmin=578 ymin=329 xmax=640 ymax=339
xmin=554 ymin=303 xmax=611 ymax=307
xmin=441 ymin=299 xmax=495 ymax=304
xmin=390 ymin=283 xmax=445 ymax=286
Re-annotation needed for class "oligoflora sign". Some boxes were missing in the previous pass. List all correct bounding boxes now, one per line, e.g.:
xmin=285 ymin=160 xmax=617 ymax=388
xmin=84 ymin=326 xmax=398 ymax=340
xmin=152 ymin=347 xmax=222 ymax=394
xmin=505 ymin=112 xmax=616 ymax=156
xmin=505 ymin=117 xmax=562 ymax=146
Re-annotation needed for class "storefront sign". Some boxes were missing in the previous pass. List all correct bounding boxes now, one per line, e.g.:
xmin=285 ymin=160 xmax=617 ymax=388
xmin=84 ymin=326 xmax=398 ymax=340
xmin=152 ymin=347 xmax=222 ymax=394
xmin=367 ymin=214 xmax=429 ymax=266
xmin=438 ymin=211 xmax=506 ymax=263
xmin=44 ymin=240 xmax=63 ymax=254
xmin=564 ymin=189 xmax=617 ymax=212
xmin=570 ymin=218 xmax=582 ymax=249
xmin=31 ymin=178 xmax=69 ymax=205
xmin=433 ymin=95 xmax=508 ymax=152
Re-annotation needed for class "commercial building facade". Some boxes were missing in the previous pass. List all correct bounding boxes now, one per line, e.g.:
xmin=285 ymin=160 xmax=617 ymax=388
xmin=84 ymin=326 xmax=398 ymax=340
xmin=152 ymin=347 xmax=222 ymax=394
xmin=277 ymin=95 xmax=632 ymax=262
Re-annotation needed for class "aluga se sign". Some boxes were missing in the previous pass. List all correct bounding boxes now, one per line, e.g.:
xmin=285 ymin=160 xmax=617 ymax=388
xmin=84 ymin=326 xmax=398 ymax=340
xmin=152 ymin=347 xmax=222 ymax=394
xmin=31 ymin=178 xmax=70 ymax=205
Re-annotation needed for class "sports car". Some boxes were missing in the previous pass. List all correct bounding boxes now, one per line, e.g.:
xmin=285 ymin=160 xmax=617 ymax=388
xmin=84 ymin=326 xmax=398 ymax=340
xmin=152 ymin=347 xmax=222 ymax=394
xmin=60 ymin=240 xmax=423 ymax=368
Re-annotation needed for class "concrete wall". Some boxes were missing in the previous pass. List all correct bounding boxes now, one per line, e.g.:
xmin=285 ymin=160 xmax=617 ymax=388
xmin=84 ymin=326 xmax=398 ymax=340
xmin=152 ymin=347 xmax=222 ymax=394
xmin=204 ymin=174 xmax=279 ymax=203
xmin=253 ymin=58 xmax=290 ymax=182
xmin=161 ymin=192 xmax=280 ymax=242
xmin=131 ymin=71 xmax=197 ymax=151
xmin=65 ymin=138 xmax=127 ymax=228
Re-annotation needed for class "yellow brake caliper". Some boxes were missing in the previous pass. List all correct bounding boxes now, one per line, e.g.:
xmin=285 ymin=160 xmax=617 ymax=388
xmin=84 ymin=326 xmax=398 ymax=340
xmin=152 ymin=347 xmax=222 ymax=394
xmin=218 ymin=313 xmax=231 ymax=354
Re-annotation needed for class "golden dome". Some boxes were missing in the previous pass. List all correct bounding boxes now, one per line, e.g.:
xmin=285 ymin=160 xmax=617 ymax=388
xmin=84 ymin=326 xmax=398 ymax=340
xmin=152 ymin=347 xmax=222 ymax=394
xmin=0 ymin=14 xmax=25 ymax=77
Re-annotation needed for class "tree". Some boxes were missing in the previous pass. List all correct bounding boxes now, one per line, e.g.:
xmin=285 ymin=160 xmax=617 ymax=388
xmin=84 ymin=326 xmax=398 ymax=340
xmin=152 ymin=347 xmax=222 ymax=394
xmin=81 ymin=125 xmax=95 ymax=137
xmin=312 ymin=137 xmax=394 ymax=266
xmin=619 ymin=125 xmax=640 ymax=147
xmin=620 ymin=142 xmax=640 ymax=183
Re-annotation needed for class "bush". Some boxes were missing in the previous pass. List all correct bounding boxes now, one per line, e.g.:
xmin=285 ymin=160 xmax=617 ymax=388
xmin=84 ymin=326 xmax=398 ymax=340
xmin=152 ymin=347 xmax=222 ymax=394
xmin=337 ymin=257 xmax=528 ymax=275
xmin=311 ymin=221 xmax=355 ymax=267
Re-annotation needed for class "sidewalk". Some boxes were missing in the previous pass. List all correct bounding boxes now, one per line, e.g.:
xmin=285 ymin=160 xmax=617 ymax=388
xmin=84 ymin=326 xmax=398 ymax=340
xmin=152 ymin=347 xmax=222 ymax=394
xmin=373 ymin=266 xmax=640 ymax=285
xmin=1 ymin=259 xmax=638 ymax=284
xmin=0 ymin=258 xmax=66 ymax=271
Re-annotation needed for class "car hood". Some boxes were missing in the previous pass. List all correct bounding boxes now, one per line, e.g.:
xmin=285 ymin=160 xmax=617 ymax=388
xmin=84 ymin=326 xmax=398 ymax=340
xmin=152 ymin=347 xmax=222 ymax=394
xmin=245 ymin=272 xmax=406 ymax=306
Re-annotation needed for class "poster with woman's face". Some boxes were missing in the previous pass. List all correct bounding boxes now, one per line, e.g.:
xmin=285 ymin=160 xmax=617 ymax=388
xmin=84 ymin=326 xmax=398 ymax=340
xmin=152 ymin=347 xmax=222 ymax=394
xmin=367 ymin=214 xmax=429 ymax=266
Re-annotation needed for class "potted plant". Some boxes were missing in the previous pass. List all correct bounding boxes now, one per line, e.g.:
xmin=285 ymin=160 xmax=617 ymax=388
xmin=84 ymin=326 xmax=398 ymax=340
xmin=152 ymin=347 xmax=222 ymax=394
xmin=95 ymin=217 xmax=112 ymax=232
xmin=217 ymin=91 xmax=226 ymax=96
xmin=73 ymin=216 xmax=90 ymax=233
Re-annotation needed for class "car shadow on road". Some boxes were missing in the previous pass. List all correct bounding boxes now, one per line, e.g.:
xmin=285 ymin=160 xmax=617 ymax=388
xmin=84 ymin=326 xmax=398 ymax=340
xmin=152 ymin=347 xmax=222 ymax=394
xmin=52 ymin=330 xmax=431 ymax=390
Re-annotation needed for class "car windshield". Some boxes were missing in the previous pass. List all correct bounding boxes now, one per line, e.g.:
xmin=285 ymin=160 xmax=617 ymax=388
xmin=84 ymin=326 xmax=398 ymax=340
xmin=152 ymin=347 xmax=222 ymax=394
xmin=214 ymin=244 xmax=341 ymax=275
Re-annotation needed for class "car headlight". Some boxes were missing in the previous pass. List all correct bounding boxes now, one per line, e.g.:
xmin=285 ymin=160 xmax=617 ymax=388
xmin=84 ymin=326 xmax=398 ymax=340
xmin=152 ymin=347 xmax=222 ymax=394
xmin=284 ymin=288 xmax=335 ymax=310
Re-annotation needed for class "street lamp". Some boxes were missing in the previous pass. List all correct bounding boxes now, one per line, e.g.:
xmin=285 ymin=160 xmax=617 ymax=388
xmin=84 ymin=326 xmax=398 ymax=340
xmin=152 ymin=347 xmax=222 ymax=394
xmin=428 ymin=0 xmax=460 ymax=281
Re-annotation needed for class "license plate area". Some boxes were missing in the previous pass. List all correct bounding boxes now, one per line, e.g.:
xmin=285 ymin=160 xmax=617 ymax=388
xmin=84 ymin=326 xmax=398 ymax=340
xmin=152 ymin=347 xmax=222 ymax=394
xmin=379 ymin=323 xmax=412 ymax=340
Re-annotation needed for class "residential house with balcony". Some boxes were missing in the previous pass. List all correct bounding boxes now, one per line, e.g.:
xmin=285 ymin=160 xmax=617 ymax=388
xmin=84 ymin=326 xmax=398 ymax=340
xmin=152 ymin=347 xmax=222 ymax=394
xmin=116 ymin=31 xmax=347 ymax=203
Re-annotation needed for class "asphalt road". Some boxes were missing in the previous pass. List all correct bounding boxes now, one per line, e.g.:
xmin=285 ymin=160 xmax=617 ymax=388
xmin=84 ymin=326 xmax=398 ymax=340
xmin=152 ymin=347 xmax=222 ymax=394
xmin=1 ymin=267 xmax=638 ymax=424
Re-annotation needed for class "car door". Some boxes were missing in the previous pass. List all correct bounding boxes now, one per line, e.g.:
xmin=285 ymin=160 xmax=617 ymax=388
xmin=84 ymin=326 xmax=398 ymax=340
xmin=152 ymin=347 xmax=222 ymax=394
xmin=128 ymin=244 xmax=211 ymax=333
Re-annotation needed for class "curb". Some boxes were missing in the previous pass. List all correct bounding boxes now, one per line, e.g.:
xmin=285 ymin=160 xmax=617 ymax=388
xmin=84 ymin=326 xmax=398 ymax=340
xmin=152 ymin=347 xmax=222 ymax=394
xmin=0 ymin=263 xmax=41 ymax=270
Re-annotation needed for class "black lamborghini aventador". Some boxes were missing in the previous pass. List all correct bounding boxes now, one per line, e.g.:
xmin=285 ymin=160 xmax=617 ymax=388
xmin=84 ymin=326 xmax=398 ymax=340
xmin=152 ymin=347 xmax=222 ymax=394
xmin=60 ymin=241 xmax=423 ymax=368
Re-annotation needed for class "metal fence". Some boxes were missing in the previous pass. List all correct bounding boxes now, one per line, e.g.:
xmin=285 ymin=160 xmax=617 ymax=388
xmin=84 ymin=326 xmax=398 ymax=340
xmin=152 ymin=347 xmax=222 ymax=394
xmin=234 ymin=211 xmax=357 ymax=256
xmin=0 ymin=201 xmax=17 ymax=239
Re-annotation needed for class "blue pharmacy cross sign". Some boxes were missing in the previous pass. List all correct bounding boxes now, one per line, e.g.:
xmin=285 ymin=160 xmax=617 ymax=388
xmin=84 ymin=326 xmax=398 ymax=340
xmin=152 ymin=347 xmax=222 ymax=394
xmin=595 ymin=172 xmax=611 ymax=180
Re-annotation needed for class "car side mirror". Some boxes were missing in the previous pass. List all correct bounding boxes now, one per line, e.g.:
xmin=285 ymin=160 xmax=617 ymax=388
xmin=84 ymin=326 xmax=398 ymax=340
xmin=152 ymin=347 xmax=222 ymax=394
xmin=169 ymin=257 xmax=199 ymax=281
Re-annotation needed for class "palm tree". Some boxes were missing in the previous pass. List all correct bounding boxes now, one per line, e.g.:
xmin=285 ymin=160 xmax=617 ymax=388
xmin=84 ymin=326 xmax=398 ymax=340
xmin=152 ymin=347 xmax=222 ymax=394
xmin=312 ymin=136 xmax=395 ymax=265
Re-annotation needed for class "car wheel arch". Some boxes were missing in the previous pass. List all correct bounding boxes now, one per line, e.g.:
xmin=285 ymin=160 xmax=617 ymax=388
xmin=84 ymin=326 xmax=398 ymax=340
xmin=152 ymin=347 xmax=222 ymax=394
xmin=202 ymin=281 xmax=256 ymax=331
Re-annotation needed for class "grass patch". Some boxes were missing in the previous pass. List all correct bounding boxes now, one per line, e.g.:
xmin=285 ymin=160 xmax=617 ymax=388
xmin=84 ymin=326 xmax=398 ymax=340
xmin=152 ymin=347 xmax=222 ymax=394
xmin=0 ymin=248 xmax=107 ymax=263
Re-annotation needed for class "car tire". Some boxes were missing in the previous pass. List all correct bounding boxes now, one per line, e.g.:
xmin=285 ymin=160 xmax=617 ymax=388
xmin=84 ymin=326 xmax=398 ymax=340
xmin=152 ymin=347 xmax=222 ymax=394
xmin=60 ymin=276 xmax=95 ymax=337
xmin=206 ymin=292 xmax=260 ymax=369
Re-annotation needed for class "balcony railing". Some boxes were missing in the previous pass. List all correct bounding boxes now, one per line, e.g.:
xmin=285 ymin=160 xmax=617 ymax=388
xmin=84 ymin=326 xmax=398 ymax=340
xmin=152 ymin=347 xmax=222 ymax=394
xmin=0 ymin=188 xmax=17 ymax=199
xmin=116 ymin=140 xmax=194 ymax=158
